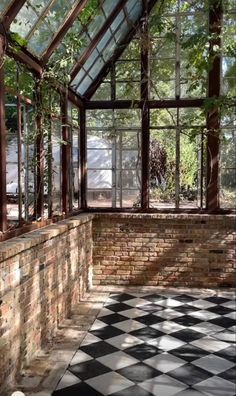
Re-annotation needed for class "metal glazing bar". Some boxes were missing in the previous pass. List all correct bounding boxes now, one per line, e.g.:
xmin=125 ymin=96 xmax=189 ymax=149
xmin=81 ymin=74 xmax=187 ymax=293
xmin=42 ymin=0 xmax=89 ymax=63
xmin=0 ymin=38 xmax=7 ymax=232
xmin=71 ymin=0 xmax=128 ymax=81
xmin=2 ymin=0 xmax=27 ymax=30
xmin=206 ymin=0 xmax=222 ymax=212
xmin=61 ymin=92 xmax=70 ymax=214
xmin=80 ymin=107 xmax=87 ymax=208
xmin=35 ymin=80 xmax=44 ymax=219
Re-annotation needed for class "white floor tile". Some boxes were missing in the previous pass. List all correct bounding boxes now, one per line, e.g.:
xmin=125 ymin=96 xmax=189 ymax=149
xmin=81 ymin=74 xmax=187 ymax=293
xmin=125 ymin=298 xmax=151 ymax=307
xmin=191 ymin=336 xmax=229 ymax=353
xmin=70 ymin=350 xmax=93 ymax=366
xmin=189 ymin=322 xmax=224 ymax=335
xmin=189 ymin=310 xmax=219 ymax=321
xmin=187 ymin=299 xmax=216 ymax=309
xmin=80 ymin=333 xmax=101 ymax=346
xmin=56 ymin=371 xmax=81 ymax=390
xmin=144 ymin=352 xmax=186 ymax=373
xmin=90 ymin=319 xmax=108 ymax=331
xmin=221 ymin=301 xmax=236 ymax=309
xmin=119 ymin=308 xmax=148 ymax=318
xmin=147 ymin=335 xmax=186 ymax=351
xmin=112 ymin=319 xmax=146 ymax=333
xmin=97 ymin=351 xmax=139 ymax=370
xmin=151 ymin=321 xmax=185 ymax=334
xmin=157 ymin=299 xmax=184 ymax=308
xmin=139 ymin=374 xmax=187 ymax=396
xmin=106 ymin=333 xmax=144 ymax=350
xmin=224 ymin=311 xmax=236 ymax=320
xmin=192 ymin=354 xmax=235 ymax=374
xmin=153 ymin=308 xmax=184 ymax=320
xmin=86 ymin=371 xmax=134 ymax=395
xmin=97 ymin=308 xmax=114 ymax=317
xmin=194 ymin=376 xmax=236 ymax=396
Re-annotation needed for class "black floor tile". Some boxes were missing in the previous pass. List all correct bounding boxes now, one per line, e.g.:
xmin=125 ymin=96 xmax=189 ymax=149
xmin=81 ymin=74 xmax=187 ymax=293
xmin=125 ymin=343 xmax=161 ymax=361
xmin=142 ymin=294 xmax=167 ymax=303
xmin=53 ymin=382 xmax=103 ymax=395
xmin=171 ymin=329 xmax=205 ymax=342
xmin=80 ymin=341 xmax=119 ymax=358
xmin=215 ymin=345 xmax=236 ymax=363
xmin=168 ymin=363 xmax=212 ymax=386
xmin=111 ymin=384 xmax=153 ymax=396
xmin=174 ymin=294 xmax=197 ymax=303
xmin=110 ymin=293 xmax=135 ymax=302
xmin=90 ymin=326 xmax=124 ymax=340
xmin=104 ymin=302 xmax=132 ymax=312
xmin=174 ymin=304 xmax=200 ymax=315
xmin=136 ymin=314 xmax=164 ymax=326
xmin=130 ymin=327 xmax=164 ymax=342
xmin=171 ymin=315 xmax=202 ymax=327
xmin=99 ymin=313 xmax=128 ymax=325
xmin=218 ymin=367 xmax=236 ymax=384
xmin=170 ymin=344 xmax=209 ymax=362
xmin=69 ymin=360 xmax=110 ymax=381
xmin=209 ymin=316 xmax=236 ymax=328
xmin=117 ymin=362 xmax=162 ymax=383
xmin=205 ymin=296 xmax=231 ymax=305
xmin=207 ymin=305 xmax=234 ymax=316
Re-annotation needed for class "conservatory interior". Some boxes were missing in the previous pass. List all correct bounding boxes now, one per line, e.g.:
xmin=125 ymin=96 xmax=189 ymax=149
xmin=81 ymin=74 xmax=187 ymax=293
xmin=0 ymin=0 xmax=235 ymax=395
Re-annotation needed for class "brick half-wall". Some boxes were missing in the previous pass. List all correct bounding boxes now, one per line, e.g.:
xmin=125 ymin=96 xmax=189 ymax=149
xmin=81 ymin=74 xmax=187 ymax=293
xmin=93 ymin=213 xmax=236 ymax=288
xmin=0 ymin=214 xmax=93 ymax=393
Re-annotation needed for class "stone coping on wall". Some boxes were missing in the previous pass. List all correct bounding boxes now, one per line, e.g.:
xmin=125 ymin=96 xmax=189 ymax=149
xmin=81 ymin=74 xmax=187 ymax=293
xmin=0 ymin=212 xmax=235 ymax=262
xmin=0 ymin=214 xmax=94 ymax=262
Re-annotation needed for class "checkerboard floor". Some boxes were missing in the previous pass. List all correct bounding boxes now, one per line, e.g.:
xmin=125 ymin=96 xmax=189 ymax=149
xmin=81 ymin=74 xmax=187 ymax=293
xmin=52 ymin=291 xmax=236 ymax=396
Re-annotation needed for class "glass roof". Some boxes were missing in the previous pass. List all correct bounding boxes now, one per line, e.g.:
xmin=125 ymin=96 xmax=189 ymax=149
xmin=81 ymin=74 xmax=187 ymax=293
xmin=0 ymin=0 xmax=15 ymax=16
xmin=2 ymin=0 xmax=150 ymax=98
xmin=70 ymin=0 xmax=144 ymax=96
xmin=10 ymin=0 xmax=79 ymax=57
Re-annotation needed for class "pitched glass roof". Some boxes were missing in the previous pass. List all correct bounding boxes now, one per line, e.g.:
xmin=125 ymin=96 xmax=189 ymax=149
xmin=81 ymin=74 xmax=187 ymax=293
xmin=2 ymin=0 xmax=151 ymax=98
xmin=10 ymin=0 xmax=79 ymax=56
xmin=0 ymin=0 xmax=15 ymax=16
xmin=70 ymin=0 xmax=145 ymax=96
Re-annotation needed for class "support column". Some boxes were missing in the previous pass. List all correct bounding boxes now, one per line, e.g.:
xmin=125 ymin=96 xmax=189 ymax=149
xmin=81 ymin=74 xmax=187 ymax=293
xmin=61 ymin=92 xmax=70 ymax=214
xmin=206 ymin=0 xmax=222 ymax=211
xmin=0 ymin=35 xmax=7 ymax=232
xmin=141 ymin=0 xmax=150 ymax=209
xmin=80 ymin=107 xmax=87 ymax=209
xmin=35 ymin=80 xmax=44 ymax=219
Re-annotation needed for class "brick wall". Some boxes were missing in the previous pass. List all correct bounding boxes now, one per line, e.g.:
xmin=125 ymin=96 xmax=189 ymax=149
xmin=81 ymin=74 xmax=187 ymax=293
xmin=0 ymin=214 xmax=93 ymax=393
xmin=0 ymin=212 xmax=235 ymax=392
xmin=93 ymin=214 xmax=236 ymax=288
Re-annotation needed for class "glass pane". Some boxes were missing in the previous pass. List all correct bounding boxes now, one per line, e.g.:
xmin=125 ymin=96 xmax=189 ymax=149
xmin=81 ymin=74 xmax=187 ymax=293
xmin=87 ymin=110 xmax=113 ymax=128
xmin=0 ymin=0 xmax=14 ymax=15
xmin=117 ymin=189 xmax=140 ymax=208
xmin=87 ymin=189 xmax=112 ymax=207
xmin=179 ymin=132 xmax=200 ymax=208
xmin=87 ymin=131 xmax=113 ymax=148
xmin=116 ymin=82 xmax=140 ymax=100
xmin=51 ymin=119 xmax=62 ymax=214
xmin=87 ymin=170 xmax=112 ymax=189
xmin=149 ymin=130 xmax=176 ymax=209
xmin=92 ymin=83 xmax=111 ymax=100
xmin=87 ymin=149 xmax=112 ymax=169
xmin=150 ymin=109 xmax=177 ymax=127
xmin=77 ymin=75 xmax=93 ymax=95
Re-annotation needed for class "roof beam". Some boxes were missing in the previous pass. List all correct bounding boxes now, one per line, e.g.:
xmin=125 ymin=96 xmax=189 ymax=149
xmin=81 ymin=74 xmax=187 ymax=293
xmin=71 ymin=0 xmax=128 ymax=81
xmin=85 ymin=99 xmax=204 ymax=109
xmin=42 ymin=0 xmax=89 ymax=65
xmin=2 ymin=0 xmax=27 ymax=30
xmin=85 ymin=0 xmax=158 ymax=99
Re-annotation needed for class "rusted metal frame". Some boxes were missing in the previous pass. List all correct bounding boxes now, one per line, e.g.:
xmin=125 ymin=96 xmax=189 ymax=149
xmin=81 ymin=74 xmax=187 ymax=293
xmin=2 ymin=0 xmax=27 ymax=30
xmin=80 ymin=107 xmax=87 ymax=208
xmin=84 ymin=0 xmax=158 ymax=99
xmin=0 ymin=38 xmax=7 ymax=232
xmin=42 ymin=0 xmax=89 ymax=64
xmin=6 ymin=46 xmax=43 ymax=77
xmin=61 ymin=91 xmax=71 ymax=215
xmin=206 ymin=0 xmax=222 ymax=212
xmin=34 ymin=80 xmax=44 ymax=219
xmin=16 ymin=68 xmax=23 ymax=224
xmin=85 ymin=98 xmax=204 ymax=109
xmin=141 ymin=0 xmax=149 ymax=209
xmin=71 ymin=0 xmax=128 ymax=81
xmin=25 ymin=0 xmax=56 ymax=41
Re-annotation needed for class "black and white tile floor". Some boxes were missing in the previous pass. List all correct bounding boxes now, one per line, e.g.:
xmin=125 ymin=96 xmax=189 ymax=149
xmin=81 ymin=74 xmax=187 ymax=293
xmin=52 ymin=291 xmax=236 ymax=396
